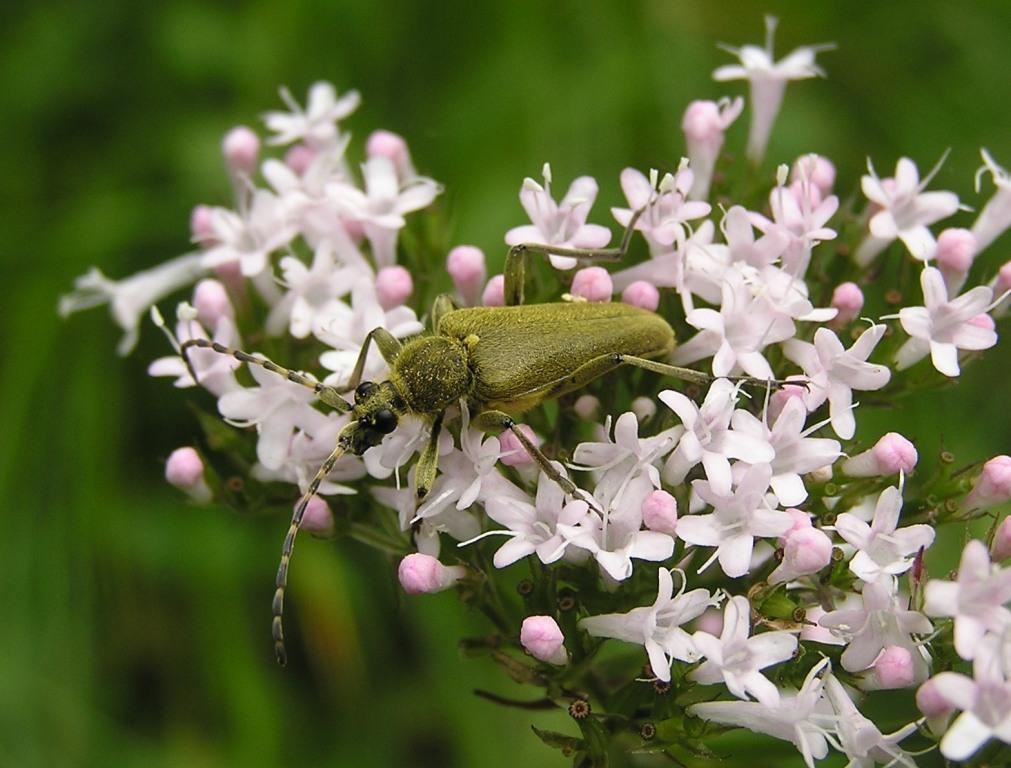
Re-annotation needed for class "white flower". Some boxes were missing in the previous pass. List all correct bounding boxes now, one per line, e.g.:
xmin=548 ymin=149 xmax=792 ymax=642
xmin=751 ymin=174 xmax=839 ymax=276
xmin=217 ymin=356 xmax=332 ymax=471
xmin=660 ymin=379 xmax=775 ymax=495
xmin=689 ymin=658 xmax=834 ymax=768
xmin=565 ymin=509 xmax=675 ymax=583
xmin=972 ymin=148 xmax=1011 ymax=252
xmin=504 ymin=165 xmax=611 ymax=270
xmin=933 ymin=639 xmax=1011 ymax=761
xmin=678 ymin=463 xmax=793 ymax=578
xmin=783 ymin=325 xmax=891 ymax=439
xmin=834 ymin=486 xmax=936 ymax=582
xmin=822 ymin=674 xmax=920 ymax=767
xmin=819 ymin=575 xmax=932 ymax=681
xmin=328 ymin=155 xmax=442 ymax=268
xmin=579 ymin=569 xmax=717 ymax=682
xmin=263 ymin=81 xmax=361 ymax=149
xmin=731 ymin=397 xmax=841 ymax=506
xmin=570 ymin=411 xmax=679 ymax=513
xmin=857 ymin=155 xmax=960 ymax=264
xmin=59 ymin=253 xmax=207 ymax=355
xmin=482 ymin=471 xmax=591 ymax=569
xmin=722 ymin=205 xmax=790 ymax=270
xmin=611 ymin=165 xmax=711 ymax=253
xmin=672 ymin=267 xmax=797 ymax=379
xmin=713 ymin=16 xmax=831 ymax=164
xmin=690 ymin=595 xmax=798 ymax=706
xmin=894 ymin=266 xmax=997 ymax=377
xmin=201 ymin=190 xmax=299 ymax=278
xmin=924 ymin=539 xmax=1011 ymax=660
xmin=148 ymin=312 xmax=241 ymax=397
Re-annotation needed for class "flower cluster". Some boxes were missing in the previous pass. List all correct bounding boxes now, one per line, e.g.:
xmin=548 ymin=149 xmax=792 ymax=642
xmin=62 ymin=18 xmax=1011 ymax=767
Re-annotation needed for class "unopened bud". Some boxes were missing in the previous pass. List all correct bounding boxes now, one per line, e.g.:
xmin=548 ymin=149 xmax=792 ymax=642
xmin=573 ymin=394 xmax=600 ymax=421
xmin=299 ymin=495 xmax=335 ymax=537
xmin=842 ymin=432 xmax=918 ymax=477
xmin=641 ymin=490 xmax=677 ymax=535
xmin=398 ymin=553 xmax=466 ymax=595
xmin=192 ymin=279 xmax=234 ymax=327
xmin=767 ymin=381 xmax=808 ymax=422
xmin=165 ymin=447 xmax=212 ymax=503
xmin=791 ymin=154 xmax=836 ymax=197
xmin=222 ymin=125 xmax=260 ymax=176
xmin=992 ymin=517 xmax=1011 ymax=560
xmin=621 ymin=280 xmax=660 ymax=311
xmin=769 ymin=526 xmax=833 ymax=583
xmin=499 ymin=424 xmax=538 ymax=467
xmin=190 ymin=204 xmax=217 ymax=246
xmin=366 ymin=129 xmax=416 ymax=180
xmin=570 ymin=267 xmax=613 ymax=302
xmin=830 ymin=282 xmax=864 ymax=326
xmin=482 ymin=275 xmax=505 ymax=307
xmin=631 ymin=396 xmax=656 ymax=423
xmin=917 ymin=677 xmax=955 ymax=719
xmin=284 ymin=144 xmax=315 ymax=175
xmin=520 ymin=615 xmax=568 ymax=665
xmin=375 ymin=266 xmax=413 ymax=310
xmin=964 ymin=455 xmax=1011 ymax=512
xmin=447 ymin=246 xmax=487 ymax=307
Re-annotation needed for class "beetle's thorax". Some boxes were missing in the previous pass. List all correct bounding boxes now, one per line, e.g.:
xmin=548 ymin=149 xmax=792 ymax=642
xmin=390 ymin=335 xmax=472 ymax=414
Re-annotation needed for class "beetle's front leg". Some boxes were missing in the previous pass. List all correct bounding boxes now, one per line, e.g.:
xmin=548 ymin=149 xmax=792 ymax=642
xmin=430 ymin=293 xmax=458 ymax=332
xmin=471 ymin=409 xmax=598 ymax=510
xmin=338 ymin=327 xmax=405 ymax=393
xmin=503 ymin=206 xmax=648 ymax=306
xmin=415 ymin=411 xmax=446 ymax=499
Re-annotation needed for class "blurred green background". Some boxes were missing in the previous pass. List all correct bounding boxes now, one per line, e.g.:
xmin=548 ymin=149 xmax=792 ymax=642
xmin=3 ymin=1 xmax=1011 ymax=766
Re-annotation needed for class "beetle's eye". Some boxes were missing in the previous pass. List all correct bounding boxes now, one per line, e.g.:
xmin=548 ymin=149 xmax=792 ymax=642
xmin=373 ymin=408 xmax=397 ymax=434
xmin=355 ymin=381 xmax=377 ymax=401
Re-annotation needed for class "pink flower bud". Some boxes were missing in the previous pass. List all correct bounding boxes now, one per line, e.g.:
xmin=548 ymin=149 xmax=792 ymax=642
xmin=398 ymin=553 xmax=466 ymax=595
xmin=284 ymin=144 xmax=315 ymax=175
xmin=875 ymin=645 xmax=915 ymax=688
xmin=366 ymin=129 xmax=416 ymax=181
xmin=222 ymin=125 xmax=260 ymax=176
xmin=573 ymin=394 xmax=600 ymax=421
xmin=570 ymin=267 xmax=613 ymax=302
xmin=520 ymin=616 xmax=567 ymax=665
xmin=681 ymin=98 xmax=743 ymax=200
xmin=447 ymin=245 xmax=487 ymax=306
xmin=482 ymin=274 xmax=505 ymax=307
xmin=998 ymin=261 xmax=1011 ymax=294
xmin=641 ymin=490 xmax=678 ymax=535
xmin=299 ymin=495 xmax=335 ymax=537
xmin=992 ymin=517 xmax=1011 ymax=560
xmin=791 ymin=154 xmax=836 ymax=197
xmin=965 ymin=455 xmax=1011 ymax=512
xmin=621 ymin=280 xmax=660 ymax=311
xmin=936 ymin=228 xmax=977 ymax=273
xmin=499 ymin=424 xmax=538 ymax=467
xmin=767 ymin=381 xmax=808 ymax=423
xmin=842 ymin=432 xmax=918 ymax=477
xmin=770 ymin=526 xmax=832 ymax=583
xmin=192 ymin=279 xmax=234 ymax=327
xmin=782 ymin=508 xmax=812 ymax=539
xmin=830 ymin=282 xmax=864 ymax=326
xmin=165 ymin=447 xmax=212 ymax=503
xmin=190 ymin=204 xmax=217 ymax=246
xmin=682 ymin=100 xmax=725 ymax=144
xmin=375 ymin=266 xmax=413 ymax=310
xmin=916 ymin=677 xmax=955 ymax=717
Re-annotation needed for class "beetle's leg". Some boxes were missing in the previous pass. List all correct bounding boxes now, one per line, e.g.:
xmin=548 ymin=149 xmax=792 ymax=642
xmin=503 ymin=206 xmax=648 ymax=306
xmin=612 ymin=355 xmax=795 ymax=390
xmin=273 ymin=425 xmax=355 ymax=666
xmin=472 ymin=409 xmax=598 ymax=509
xmin=414 ymin=411 xmax=446 ymax=499
xmin=338 ymin=327 xmax=405 ymax=393
xmin=180 ymin=338 xmax=350 ymax=412
xmin=430 ymin=293 xmax=458 ymax=333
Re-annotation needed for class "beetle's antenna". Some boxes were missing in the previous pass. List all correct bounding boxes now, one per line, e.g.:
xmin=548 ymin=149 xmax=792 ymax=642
xmin=272 ymin=423 xmax=356 ymax=666
xmin=180 ymin=338 xmax=351 ymax=412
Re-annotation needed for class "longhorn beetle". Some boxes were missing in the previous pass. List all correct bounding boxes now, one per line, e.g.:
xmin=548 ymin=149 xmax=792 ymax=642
xmin=182 ymin=205 xmax=765 ymax=666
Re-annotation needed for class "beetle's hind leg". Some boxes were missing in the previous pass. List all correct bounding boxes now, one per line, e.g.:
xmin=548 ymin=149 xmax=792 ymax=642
xmin=503 ymin=206 xmax=648 ymax=306
xmin=180 ymin=339 xmax=350 ymax=412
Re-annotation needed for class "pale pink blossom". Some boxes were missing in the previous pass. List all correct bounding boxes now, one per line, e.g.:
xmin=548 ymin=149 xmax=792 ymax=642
xmin=933 ymin=641 xmax=1011 ymax=760
xmin=505 ymin=165 xmax=611 ymax=270
xmin=681 ymin=97 xmax=745 ymax=200
xmin=894 ymin=266 xmax=997 ymax=377
xmin=972 ymin=148 xmax=1011 ymax=252
xmin=611 ymin=165 xmax=711 ymax=253
xmin=791 ymin=154 xmax=836 ymax=197
xmin=366 ymin=129 xmax=417 ymax=182
xmin=264 ymin=81 xmax=360 ymax=149
xmin=822 ymin=673 xmax=920 ymax=765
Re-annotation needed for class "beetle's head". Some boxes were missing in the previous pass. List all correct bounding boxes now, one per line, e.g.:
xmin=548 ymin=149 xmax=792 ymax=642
xmin=342 ymin=379 xmax=407 ymax=455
